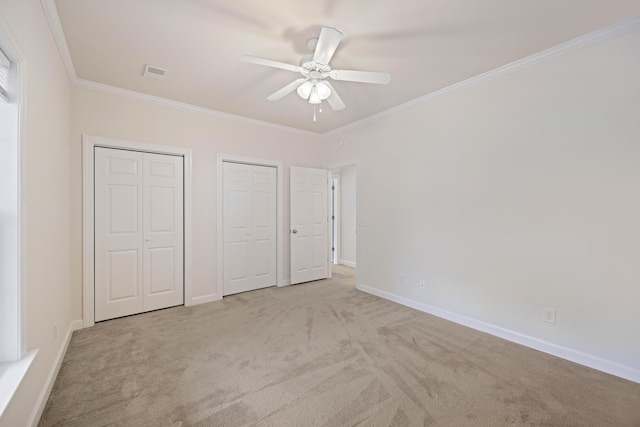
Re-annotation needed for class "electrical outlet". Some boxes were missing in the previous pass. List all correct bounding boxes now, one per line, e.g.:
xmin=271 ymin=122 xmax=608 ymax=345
xmin=399 ymin=275 xmax=405 ymax=286
xmin=543 ymin=308 xmax=556 ymax=324
xmin=419 ymin=280 xmax=426 ymax=290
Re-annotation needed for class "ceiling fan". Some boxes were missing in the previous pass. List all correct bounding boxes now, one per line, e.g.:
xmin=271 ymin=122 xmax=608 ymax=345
xmin=240 ymin=27 xmax=391 ymax=112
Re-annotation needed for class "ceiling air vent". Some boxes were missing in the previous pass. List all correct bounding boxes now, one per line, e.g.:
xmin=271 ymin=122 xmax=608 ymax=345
xmin=143 ymin=64 xmax=167 ymax=80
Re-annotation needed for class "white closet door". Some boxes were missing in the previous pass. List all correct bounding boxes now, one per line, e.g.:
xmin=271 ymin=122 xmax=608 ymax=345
xmin=290 ymin=166 xmax=329 ymax=285
xmin=142 ymin=152 xmax=184 ymax=311
xmin=223 ymin=162 xmax=277 ymax=296
xmin=95 ymin=148 xmax=144 ymax=321
xmin=95 ymin=147 xmax=183 ymax=322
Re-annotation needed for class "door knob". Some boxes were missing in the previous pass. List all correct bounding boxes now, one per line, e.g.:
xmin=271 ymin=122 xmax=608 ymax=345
xmin=292 ymin=229 xmax=298 ymax=234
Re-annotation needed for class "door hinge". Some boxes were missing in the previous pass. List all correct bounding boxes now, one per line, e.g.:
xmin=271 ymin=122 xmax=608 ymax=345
xmin=331 ymin=215 xmax=335 ymax=220
xmin=332 ymin=185 xmax=335 ymax=190
xmin=332 ymin=247 xmax=335 ymax=252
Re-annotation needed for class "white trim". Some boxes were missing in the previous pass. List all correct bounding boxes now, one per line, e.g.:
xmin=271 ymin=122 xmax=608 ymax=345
xmin=40 ymin=0 xmax=319 ymax=137
xmin=18 ymin=51 xmax=27 ymax=361
xmin=190 ymin=294 xmax=219 ymax=306
xmin=327 ymin=172 xmax=334 ymax=278
xmin=330 ymin=174 xmax=340 ymax=266
xmin=0 ymin=351 xmax=37 ymax=419
xmin=82 ymin=135 xmax=193 ymax=327
xmin=356 ymin=284 xmax=640 ymax=384
xmin=27 ymin=319 xmax=82 ymax=427
xmin=327 ymin=159 xmax=359 ymax=171
xmin=41 ymin=0 xmax=640 ymax=137
xmin=0 ymin=27 xmax=20 ymax=361
xmin=0 ymin=22 xmax=31 ymax=420
xmin=0 ymin=15 xmax=28 ymax=365
xmin=328 ymin=160 xmax=359 ymax=275
xmin=74 ymin=78 xmax=319 ymax=137
xmin=216 ymin=154 xmax=285 ymax=297
xmin=40 ymin=0 xmax=76 ymax=82
xmin=324 ymin=14 xmax=640 ymax=137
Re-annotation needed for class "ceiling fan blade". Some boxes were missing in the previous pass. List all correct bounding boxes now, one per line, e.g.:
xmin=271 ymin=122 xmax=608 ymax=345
xmin=239 ymin=55 xmax=301 ymax=73
xmin=322 ymin=81 xmax=346 ymax=111
xmin=267 ymin=78 xmax=306 ymax=101
xmin=313 ymin=27 xmax=343 ymax=65
xmin=330 ymin=69 xmax=391 ymax=85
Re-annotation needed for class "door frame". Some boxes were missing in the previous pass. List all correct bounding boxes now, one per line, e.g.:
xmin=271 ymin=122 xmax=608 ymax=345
xmin=330 ymin=174 xmax=341 ymax=265
xmin=217 ymin=154 xmax=284 ymax=297
xmin=328 ymin=160 xmax=358 ymax=270
xmin=82 ymin=135 xmax=193 ymax=328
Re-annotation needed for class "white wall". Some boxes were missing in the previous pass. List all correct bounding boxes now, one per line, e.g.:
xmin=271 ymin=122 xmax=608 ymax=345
xmin=2 ymin=5 xmax=637 ymax=424
xmin=70 ymin=86 xmax=325 ymax=307
xmin=322 ymin=27 xmax=640 ymax=379
xmin=339 ymin=165 xmax=356 ymax=267
xmin=0 ymin=1 xmax=75 ymax=426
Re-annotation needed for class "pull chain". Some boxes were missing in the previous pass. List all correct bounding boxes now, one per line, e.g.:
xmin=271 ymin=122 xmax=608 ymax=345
xmin=312 ymin=103 xmax=323 ymax=122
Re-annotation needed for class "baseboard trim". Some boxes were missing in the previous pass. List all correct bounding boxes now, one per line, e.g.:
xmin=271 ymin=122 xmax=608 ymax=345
xmin=28 ymin=319 xmax=83 ymax=427
xmin=356 ymin=284 xmax=640 ymax=384
xmin=188 ymin=294 xmax=220 ymax=306
xmin=340 ymin=260 xmax=356 ymax=268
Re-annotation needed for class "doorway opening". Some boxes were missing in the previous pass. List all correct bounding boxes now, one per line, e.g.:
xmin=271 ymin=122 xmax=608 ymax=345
xmin=329 ymin=164 xmax=357 ymax=277
xmin=331 ymin=176 xmax=339 ymax=264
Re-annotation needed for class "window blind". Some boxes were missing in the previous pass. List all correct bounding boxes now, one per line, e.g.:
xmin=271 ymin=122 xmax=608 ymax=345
xmin=0 ymin=47 xmax=10 ymax=102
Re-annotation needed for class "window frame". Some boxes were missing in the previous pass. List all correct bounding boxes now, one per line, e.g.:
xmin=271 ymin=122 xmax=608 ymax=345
xmin=0 ymin=25 xmax=31 ymax=419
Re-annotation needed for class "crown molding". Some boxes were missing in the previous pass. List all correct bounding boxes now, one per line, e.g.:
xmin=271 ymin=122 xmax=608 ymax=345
xmin=40 ymin=0 xmax=319 ymax=137
xmin=40 ymin=0 xmax=640 ymax=138
xmin=73 ymin=78 xmax=319 ymax=137
xmin=40 ymin=0 xmax=76 ymax=82
xmin=323 ymin=14 xmax=640 ymax=137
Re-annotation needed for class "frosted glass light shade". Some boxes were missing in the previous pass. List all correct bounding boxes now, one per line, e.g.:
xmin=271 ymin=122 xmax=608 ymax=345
xmin=316 ymin=82 xmax=331 ymax=100
xmin=309 ymin=86 xmax=321 ymax=104
xmin=297 ymin=81 xmax=313 ymax=99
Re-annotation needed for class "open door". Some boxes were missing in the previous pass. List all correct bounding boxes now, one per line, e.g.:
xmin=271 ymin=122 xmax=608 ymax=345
xmin=290 ymin=166 xmax=329 ymax=285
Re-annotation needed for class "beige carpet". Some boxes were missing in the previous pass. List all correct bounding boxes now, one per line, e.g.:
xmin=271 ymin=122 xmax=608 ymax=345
xmin=40 ymin=266 xmax=640 ymax=426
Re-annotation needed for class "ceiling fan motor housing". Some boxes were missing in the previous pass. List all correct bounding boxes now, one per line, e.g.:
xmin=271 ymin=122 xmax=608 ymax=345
xmin=300 ymin=61 xmax=331 ymax=79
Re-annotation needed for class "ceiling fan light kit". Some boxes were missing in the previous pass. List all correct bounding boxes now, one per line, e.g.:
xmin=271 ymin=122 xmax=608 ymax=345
xmin=298 ymin=81 xmax=331 ymax=103
xmin=240 ymin=26 xmax=391 ymax=119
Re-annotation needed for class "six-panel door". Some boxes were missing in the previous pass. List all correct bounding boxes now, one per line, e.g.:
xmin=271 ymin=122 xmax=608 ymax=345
xmin=223 ymin=162 xmax=277 ymax=296
xmin=94 ymin=147 xmax=184 ymax=321
xmin=290 ymin=166 xmax=329 ymax=285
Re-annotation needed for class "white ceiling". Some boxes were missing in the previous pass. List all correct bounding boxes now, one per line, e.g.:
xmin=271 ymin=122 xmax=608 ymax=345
xmin=52 ymin=0 xmax=640 ymax=134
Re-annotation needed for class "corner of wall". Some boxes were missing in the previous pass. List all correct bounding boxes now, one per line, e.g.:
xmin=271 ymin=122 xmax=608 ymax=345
xmin=26 ymin=319 xmax=82 ymax=427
